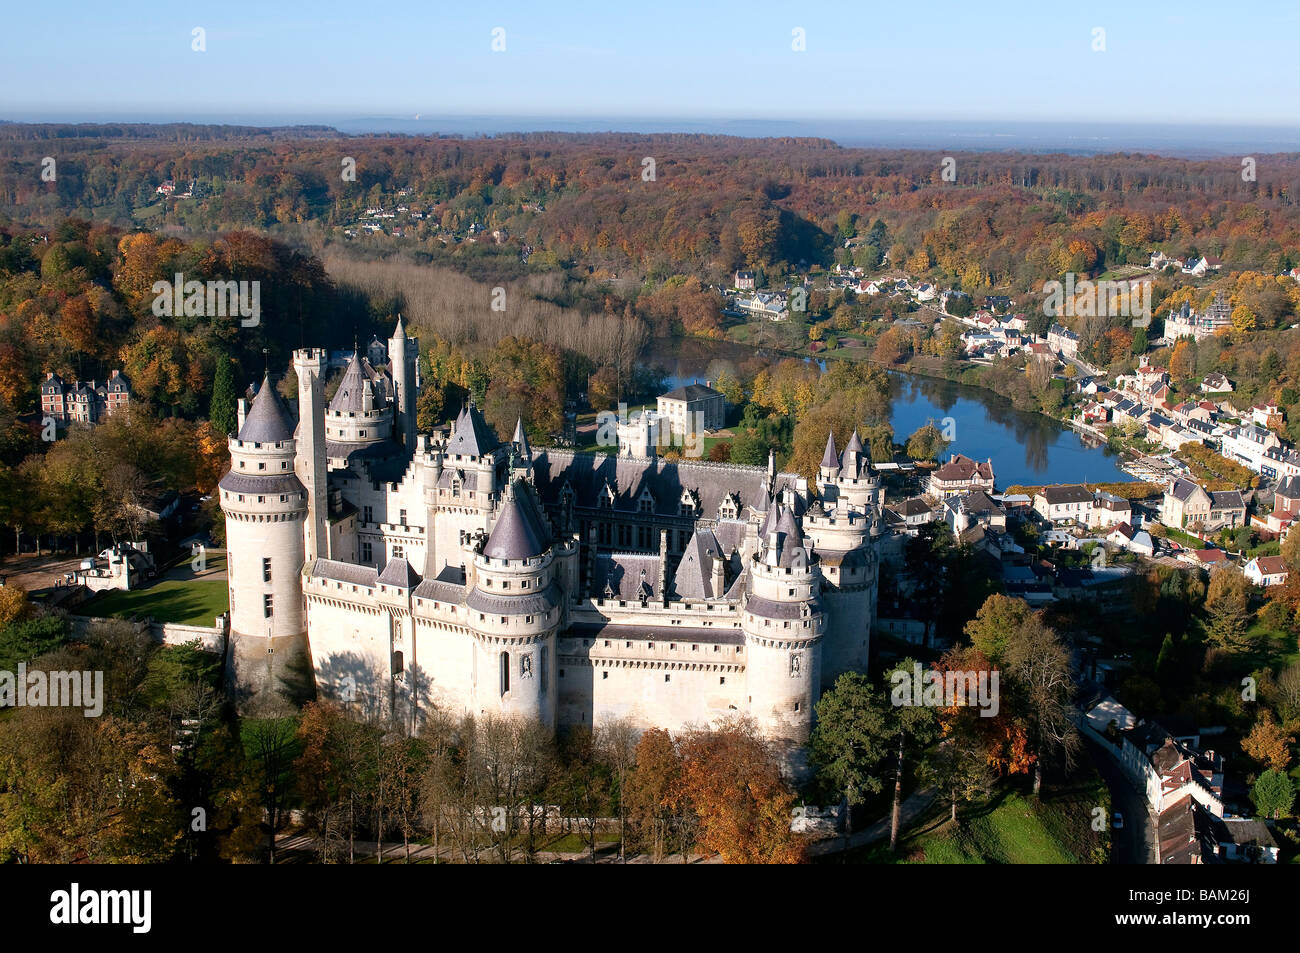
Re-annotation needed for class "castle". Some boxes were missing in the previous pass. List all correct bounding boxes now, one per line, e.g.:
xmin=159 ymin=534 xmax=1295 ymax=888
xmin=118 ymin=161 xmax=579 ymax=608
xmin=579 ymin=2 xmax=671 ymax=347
xmin=219 ymin=317 xmax=882 ymax=750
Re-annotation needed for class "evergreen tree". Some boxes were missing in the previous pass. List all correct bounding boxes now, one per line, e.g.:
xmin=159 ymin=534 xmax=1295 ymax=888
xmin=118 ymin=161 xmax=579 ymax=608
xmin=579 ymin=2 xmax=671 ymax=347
xmin=210 ymin=356 xmax=238 ymax=437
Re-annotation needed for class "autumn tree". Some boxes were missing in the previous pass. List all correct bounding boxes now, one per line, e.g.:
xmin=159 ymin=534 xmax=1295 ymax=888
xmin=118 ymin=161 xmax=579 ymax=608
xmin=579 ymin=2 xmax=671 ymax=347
xmin=675 ymin=717 xmax=803 ymax=864
xmin=1241 ymin=713 xmax=1294 ymax=773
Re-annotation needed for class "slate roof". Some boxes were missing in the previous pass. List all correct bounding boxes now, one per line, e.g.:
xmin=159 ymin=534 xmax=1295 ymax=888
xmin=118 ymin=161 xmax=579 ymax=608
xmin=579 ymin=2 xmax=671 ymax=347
xmin=483 ymin=486 xmax=550 ymax=560
xmin=593 ymin=553 xmax=660 ymax=600
xmin=328 ymin=353 xmax=390 ymax=414
xmin=238 ymin=375 xmax=296 ymax=443
xmin=447 ymin=403 xmax=500 ymax=458
xmin=662 ymin=383 xmax=722 ymax=402
xmin=312 ymin=559 xmax=378 ymax=587
xmin=1041 ymin=484 xmax=1094 ymax=505
xmin=566 ymin=621 xmax=745 ymax=646
xmin=377 ymin=556 xmax=421 ymax=588
xmin=820 ymin=432 xmax=839 ymax=469
xmin=530 ymin=450 xmax=799 ymax=523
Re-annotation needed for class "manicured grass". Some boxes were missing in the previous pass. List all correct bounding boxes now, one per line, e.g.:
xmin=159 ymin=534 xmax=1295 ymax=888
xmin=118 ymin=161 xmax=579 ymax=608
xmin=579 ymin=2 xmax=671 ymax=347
xmin=85 ymin=577 xmax=229 ymax=626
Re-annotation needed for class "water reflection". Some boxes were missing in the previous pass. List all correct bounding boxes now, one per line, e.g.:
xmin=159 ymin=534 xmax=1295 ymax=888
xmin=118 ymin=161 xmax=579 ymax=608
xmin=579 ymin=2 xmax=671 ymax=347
xmin=651 ymin=339 xmax=1130 ymax=487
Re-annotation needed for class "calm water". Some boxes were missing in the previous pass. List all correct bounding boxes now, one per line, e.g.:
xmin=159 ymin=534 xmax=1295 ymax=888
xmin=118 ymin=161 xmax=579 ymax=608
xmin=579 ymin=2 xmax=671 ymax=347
xmin=653 ymin=338 xmax=1130 ymax=488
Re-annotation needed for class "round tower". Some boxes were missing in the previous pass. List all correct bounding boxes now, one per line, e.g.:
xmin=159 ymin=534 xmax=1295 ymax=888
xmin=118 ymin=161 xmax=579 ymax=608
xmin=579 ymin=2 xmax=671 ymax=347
xmin=219 ymin=374 xmax=310 ymax=710
xmin=389 ymin=314 xmax=418 ymax=451
xmin=466 ymin=482 xmax=559 ymax=729
xmin=742 ymin=506 xmax=823 ymax=747
xmin=802 ymin=501 xmax=876 ymax=680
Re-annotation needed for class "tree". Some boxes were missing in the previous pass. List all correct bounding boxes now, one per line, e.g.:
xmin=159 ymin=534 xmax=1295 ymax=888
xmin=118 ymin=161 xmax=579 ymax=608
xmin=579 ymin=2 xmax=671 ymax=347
xmin=882 ymin=659 xmax=939 ymax=850
xmin=625 ymin=728 xmax=685 ymax=862
xmin=1241 ymin=713 xmax=1294 ymax=772
xmin=1251 ymin=768 xmax=1295 ymax=819
xmin=243 ymin=717 xmax=301 ymax=864
xmin=209 ymin=355 xmax=238 ymax=437
xmin=675 ymin=717 xmax=803 ymax=864
xmin=809 ymin=672 xmax=890 ymax=847
xmin=596 ymin=717 xmax=640 ymax=861
xmin=905 ymin=422 xmax=950 ymax=462
xmin=1204 ymin=568 xmax=1253 ymax=649
xmin=964 ymin=594 xmax=1031 ymax=662
xmin=1002 ymin=612 xmax=1079 ymax=796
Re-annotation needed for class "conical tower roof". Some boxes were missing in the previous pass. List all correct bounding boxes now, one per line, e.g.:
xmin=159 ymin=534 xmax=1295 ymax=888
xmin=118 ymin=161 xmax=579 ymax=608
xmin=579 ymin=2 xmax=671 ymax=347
xmin=483 ymin=485 xmax=548 ymax=560
xmin=238 ymin=374 xmax=295 ymax=443
xmin=512 ymin=416 xmax=532 ymax=458
xmin=820 ymin=431 xmax=839 ymax=470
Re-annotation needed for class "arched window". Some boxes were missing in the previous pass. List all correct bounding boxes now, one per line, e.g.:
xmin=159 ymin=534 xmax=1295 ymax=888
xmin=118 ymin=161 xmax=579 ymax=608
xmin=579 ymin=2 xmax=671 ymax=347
xmin=392 ymin=650 xmax=404 ymax=675
xmin=500 ymin=651 xmax=510 ymax=696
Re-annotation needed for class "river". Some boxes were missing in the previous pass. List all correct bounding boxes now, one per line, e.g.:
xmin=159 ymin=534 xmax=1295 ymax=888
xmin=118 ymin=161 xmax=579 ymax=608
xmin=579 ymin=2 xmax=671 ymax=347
xmin=652 ymin=337 xmax=1130 ymax=488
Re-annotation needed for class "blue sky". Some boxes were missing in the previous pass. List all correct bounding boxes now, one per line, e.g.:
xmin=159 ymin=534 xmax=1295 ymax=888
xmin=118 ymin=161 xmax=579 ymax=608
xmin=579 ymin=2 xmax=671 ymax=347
xmin=2 ymin=0 xmax=1297 ymax=126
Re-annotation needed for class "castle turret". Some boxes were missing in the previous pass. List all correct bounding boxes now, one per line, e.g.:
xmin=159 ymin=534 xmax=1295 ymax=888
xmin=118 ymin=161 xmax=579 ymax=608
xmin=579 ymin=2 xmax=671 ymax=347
xmin=293 ymin=348 xmax=328 ymax=561
xmin=802 ymin=501 xmax=876 ymax=680
xmin=742 ymin=506 xmax=823 ymax=751
xmin=818 ymin=431 xmax=840 ymax=487
xmin=219 ymin=374 xmax=310 ymax=710
xmin=389 ymin=314 xmax=418 ymax=451
xmin=466 ymin=482 xmax=559 ymax=728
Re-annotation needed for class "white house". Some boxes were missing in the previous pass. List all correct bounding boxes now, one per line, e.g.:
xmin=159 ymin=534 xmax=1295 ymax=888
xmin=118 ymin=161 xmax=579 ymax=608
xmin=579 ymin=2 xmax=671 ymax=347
xmin=1243 ymin=555 xmax=1288 ymax=588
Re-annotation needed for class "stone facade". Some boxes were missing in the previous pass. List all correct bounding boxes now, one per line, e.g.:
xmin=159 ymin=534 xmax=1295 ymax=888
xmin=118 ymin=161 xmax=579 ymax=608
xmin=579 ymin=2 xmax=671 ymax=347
xmin=223 ymin=319 xmax=881 ymax=747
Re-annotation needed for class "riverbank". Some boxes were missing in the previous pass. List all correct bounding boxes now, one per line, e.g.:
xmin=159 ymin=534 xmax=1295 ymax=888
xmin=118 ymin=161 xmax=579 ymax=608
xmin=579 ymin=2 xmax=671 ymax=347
xmin=660 ymin=332 xmax=1140 ymax=487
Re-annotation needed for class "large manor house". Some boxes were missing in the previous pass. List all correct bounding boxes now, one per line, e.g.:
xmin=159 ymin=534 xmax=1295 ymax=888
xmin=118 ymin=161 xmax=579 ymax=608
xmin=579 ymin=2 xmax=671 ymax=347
xmin=220 ymin=318 xmax=882 ymax=748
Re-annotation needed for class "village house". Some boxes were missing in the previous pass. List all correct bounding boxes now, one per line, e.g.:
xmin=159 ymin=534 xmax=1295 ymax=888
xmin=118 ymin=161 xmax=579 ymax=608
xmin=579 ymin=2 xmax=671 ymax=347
xmin=1046 ymin=323 xmax=1080 ymax=359
xmin=881 ymin=497 xmax=937 ymax=535
xmin=1106 ymin=522 xmax=1156 ymax=557
xmin=943 ymin=489 xmax=1007 ymax=535
xmin=1243 ymin=555 xmax=1288 ymax=587
xmin=40 ymin=369 xmax=132 ymax=424
xmin=656 ymin=382 xmax=726 ymax=436
xmin=733 ymin=270 xmax=756 ymax=291
xmin=1160 ymin=479 xmax=1245 ymax=532
xmin=1032 ymin=485 xmax=1094 ymax=525
xmin=1251 ymin=402 xmax=1284 ymax=430
xmin=1200 ymin=372 xmax=1233 ymax=394
xmin=1221 ymin=424 xmax=1283 ymax=473
xmin=925 ymin=453 xmax=995 ymax=500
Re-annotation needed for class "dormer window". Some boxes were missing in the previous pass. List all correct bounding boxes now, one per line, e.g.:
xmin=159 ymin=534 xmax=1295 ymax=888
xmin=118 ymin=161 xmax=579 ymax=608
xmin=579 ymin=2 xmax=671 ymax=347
xmin=638 ymin=489 xmax=655 ymax=513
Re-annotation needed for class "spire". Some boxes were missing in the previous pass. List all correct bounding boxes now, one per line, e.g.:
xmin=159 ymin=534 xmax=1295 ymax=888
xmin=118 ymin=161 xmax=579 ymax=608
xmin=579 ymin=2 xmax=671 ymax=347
xmin=845 ymin=429 xmax=864 ymax=455
xmin=820 ymin=431 xmax=839 ymax=471
xmin=512 ymin=416 xmax=532 ymax=459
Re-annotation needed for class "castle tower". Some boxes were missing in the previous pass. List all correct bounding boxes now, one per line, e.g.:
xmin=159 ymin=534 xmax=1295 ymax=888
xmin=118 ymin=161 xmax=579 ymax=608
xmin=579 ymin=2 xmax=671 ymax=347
xmin=802 ymin=501 xmax=876 ymax=680
xmin=293 ymin=348 xmax=328 ymax=561
xmin=219 ymin=375 xmax=311 ymax=710
xmin=742 ymin=506 xmax=823 ymax=749
xmin=826 ymin=428 xmax=883 ymax=510
xmin=389 ymin=314 xmax=418 ymax=451
xmin=466 ymin=481 xmax=559 ymax=728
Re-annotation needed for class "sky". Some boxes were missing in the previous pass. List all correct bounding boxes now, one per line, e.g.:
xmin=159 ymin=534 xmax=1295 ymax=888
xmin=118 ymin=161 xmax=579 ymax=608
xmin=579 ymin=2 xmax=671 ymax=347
xmin=2 ymin=0 xmax=1298 ymax=131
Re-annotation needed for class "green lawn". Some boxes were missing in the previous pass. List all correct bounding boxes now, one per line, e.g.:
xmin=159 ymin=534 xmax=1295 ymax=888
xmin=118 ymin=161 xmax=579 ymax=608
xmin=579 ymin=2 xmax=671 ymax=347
xmin=85 ymin=577 xmax=229 ymax=626
xmin=844 ymin=788 xmax=1098 ymax=865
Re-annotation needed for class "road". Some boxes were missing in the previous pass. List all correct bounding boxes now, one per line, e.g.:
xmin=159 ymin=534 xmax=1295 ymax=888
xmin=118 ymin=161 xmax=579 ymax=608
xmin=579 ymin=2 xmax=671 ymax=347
xmin=1084 ymin=737 xmax=1157 ymax=864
